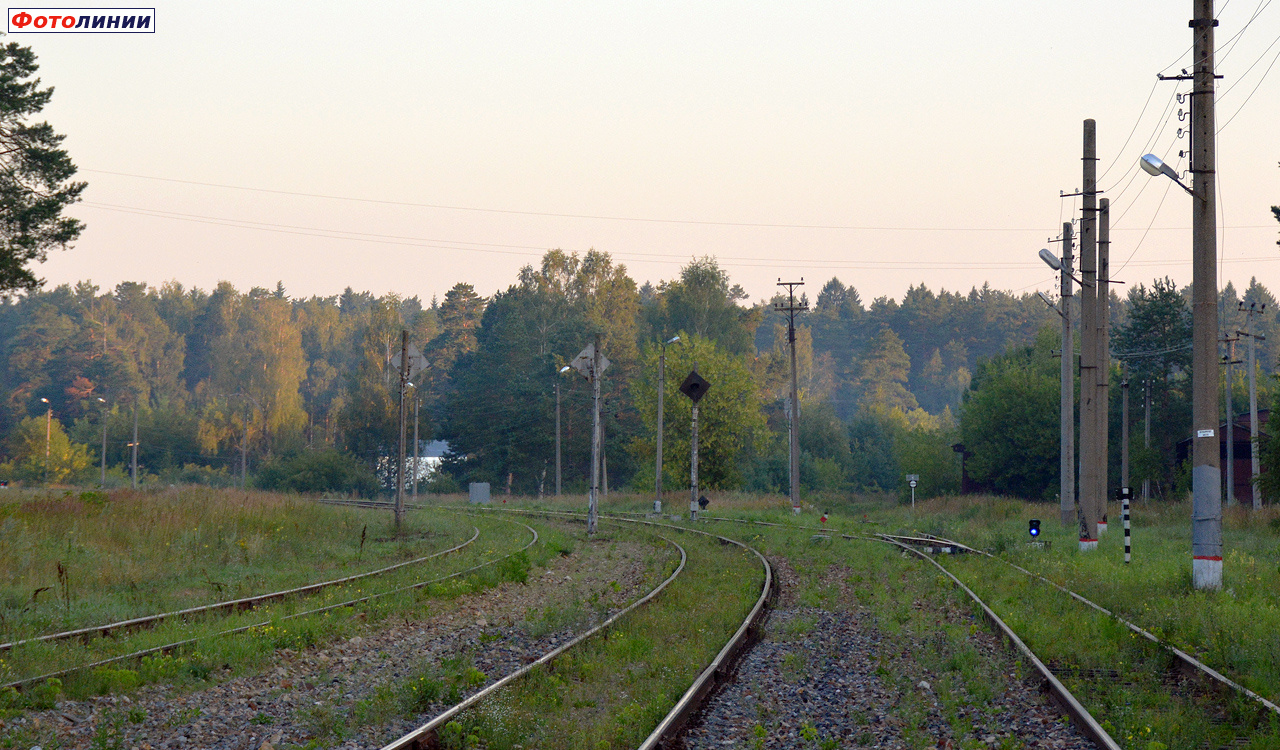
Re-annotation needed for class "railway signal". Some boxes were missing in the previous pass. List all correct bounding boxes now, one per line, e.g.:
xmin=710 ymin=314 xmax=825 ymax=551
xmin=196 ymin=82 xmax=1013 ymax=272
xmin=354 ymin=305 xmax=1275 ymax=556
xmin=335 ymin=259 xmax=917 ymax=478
xmin=680 ymin=368 xmax=710 ymax=519
xmin=1029 ymin=519 xmax=1041 ymax=538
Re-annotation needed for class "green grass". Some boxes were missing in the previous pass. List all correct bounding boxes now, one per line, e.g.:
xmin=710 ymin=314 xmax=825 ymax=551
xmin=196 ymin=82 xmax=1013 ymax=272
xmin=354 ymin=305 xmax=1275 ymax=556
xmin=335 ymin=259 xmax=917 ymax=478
xmin=0 ymin=487 xmax=476 ymax=640
xmin=414 ymin=520 xmax=761 ymax=749
xmin=0 ymin=511 xmax=541 ymax=703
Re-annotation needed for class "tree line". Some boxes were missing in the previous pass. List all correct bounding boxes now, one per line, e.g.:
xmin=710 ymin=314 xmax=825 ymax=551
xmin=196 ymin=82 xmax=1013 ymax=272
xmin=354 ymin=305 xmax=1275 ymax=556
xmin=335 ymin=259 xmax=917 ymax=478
xmin=9 ymin=244 xmax=1280 ymax=501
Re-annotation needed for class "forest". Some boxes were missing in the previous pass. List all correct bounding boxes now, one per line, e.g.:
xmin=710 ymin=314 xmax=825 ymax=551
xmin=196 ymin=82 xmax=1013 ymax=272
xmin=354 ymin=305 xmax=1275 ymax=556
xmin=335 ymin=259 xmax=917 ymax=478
xmin=2 ymin=249 xmax=1279 ymax=504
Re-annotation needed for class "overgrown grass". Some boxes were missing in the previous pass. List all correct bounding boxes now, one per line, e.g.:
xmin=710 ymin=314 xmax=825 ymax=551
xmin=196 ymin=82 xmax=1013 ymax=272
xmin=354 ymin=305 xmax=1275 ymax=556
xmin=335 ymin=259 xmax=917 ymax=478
xmin=413 ymin=520 xmax=761 ymax=749
xmin=0 ymin=488 xmax=475 ymax=640
xmin=0 ymin=512 xmax=541 ymax=705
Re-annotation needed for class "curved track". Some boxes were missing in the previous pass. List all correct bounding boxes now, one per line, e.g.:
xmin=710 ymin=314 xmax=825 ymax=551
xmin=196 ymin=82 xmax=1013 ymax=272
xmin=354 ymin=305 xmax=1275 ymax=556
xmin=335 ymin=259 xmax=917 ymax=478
xmin=380 ymin=521 xmax=690 ymax=750
xmin=376 ymin=509 xmax=775 ymax=750
xmin=1 ymin=516 xmax=537 ymax=693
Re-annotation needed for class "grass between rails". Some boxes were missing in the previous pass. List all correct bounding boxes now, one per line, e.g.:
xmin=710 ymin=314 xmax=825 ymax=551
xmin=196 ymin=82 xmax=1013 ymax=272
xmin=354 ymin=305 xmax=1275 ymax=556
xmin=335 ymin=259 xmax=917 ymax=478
xmin=705 ymin=522 xmax=1053 ymax=750
xmin=0 ymin=488 xmax=475 ymax=640
xmin=415 ymin=520 xmax=761 ymax=750
xmin=0 ymin=511 xmax=542 ymax=711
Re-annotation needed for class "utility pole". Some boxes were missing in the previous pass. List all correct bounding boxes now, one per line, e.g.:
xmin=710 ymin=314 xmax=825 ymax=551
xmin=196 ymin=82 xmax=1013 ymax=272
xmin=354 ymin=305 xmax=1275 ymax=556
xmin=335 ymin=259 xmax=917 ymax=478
xmin=131 ymin=402 xmax=139 ymax=490
xmin=776 ymin=279 xmax=808 ymax=514
xmin=1190 ymin=0 xmax=1222 ymax=589
xmin=655 ymin=336 xmax=679 ymax=514
xmin=1097 ymin=197 xmax=1111 ymax=533
xmin=99 ymin=397 xmax=107 ymax=488
xmin=1076 ymin=119 xmax=1100 ymax=550
xmin=395 ymin=329 xmax=409 ymax=531
xmin=1060 ymin=223 xmax=1076 ymax=526
xmin=555 ymin=378 xmax=562 ymax=497
xmin=1143 ymin=379 xmax=1152 ymax=502
xmin=1222 ymin=336 xmax=1240 ymax=507
xmin=1121 ymin=362 xmax=1130 ymax=496
xmin=41 ymin=398 xmax=51 ymax=484
xmin=588 ymin=334 xmax=602 ymax=535
xmin=412 ymin=387 xmax=420 ymax=500
xmin=1238 ymin=302 xmax=1265 ymax=509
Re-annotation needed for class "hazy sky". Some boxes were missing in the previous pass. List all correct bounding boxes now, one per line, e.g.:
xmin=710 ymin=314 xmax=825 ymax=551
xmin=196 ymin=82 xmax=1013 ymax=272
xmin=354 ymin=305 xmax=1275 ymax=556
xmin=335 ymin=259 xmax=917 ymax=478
xmin=16 ymin=1 xmax=1280 ymax=305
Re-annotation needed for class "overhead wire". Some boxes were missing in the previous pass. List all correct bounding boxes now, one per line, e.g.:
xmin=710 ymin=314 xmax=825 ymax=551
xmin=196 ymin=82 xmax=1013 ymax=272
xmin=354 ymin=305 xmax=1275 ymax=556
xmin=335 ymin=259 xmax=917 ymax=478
xmin=1217 ymin=32 xmax=1280 ymax=131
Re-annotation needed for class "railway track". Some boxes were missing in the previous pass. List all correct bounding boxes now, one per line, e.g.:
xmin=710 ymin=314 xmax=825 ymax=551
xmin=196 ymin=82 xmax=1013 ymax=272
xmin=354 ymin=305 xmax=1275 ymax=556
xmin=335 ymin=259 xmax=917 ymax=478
xmin=0 ymin=515 xmax=538 ymax=693
xmin=0 ymin=519 xmax=480 ymax=654
xmin=373 ymin=508 xmax=775 ymax=750
xmin=910 ymin=531 xmax=1280 ymax=721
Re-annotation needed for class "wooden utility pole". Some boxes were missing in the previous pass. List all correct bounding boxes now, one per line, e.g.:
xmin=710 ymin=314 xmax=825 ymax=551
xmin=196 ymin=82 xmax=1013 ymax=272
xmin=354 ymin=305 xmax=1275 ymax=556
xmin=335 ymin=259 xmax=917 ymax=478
xmin=395 ymin=329 xmax=409 ymax=530
xmin=1190 ymin=0 xmax=1222 ymax=589
xmin=1060 ymin=223 xmax=1076 ymax=526
xmin=1097 ymin=197 xmax=1111 ymax=533
xmin=690 ymin=368 xmax=700 ymax=520
xmin=775 ymin=279 xmax=808 ymax=514
xmin=1143 ymin=380 xmax=1152 ymax=503
xmin=412 ymin=388 xmax=420 ymax=500
xmin=1077 ymin=119 xmax=1100 ymax=550
xmin=131 ymin=403 xmax=139 ymax=490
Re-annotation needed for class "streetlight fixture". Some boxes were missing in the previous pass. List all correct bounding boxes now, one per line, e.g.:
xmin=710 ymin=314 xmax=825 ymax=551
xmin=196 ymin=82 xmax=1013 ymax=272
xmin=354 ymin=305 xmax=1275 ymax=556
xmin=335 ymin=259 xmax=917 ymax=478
xmin=654 ymin=335 xmax=680 ymax=515
xmin=40 ymin=398 xmax=51 ymax=484
xmin=1139 ymin=154 xmax=1193 ymax=195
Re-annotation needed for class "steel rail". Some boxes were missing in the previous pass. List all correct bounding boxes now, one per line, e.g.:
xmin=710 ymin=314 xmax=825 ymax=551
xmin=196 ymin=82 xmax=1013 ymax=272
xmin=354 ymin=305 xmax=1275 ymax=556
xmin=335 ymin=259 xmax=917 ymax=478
xmin=394 ymin=507 xmax=776 ymax=750
xmin=1 ymin=517 xmax=538 ymax=692
xmin=879 ymin=536 xmax=1121 ymax=750
xmin=916 ymin=531 xmax=1280 ymax=719
xmin=0 ymin=516 xmax=478 ymax=654
xmin=380 ymin=522 xmax=688 ymax=750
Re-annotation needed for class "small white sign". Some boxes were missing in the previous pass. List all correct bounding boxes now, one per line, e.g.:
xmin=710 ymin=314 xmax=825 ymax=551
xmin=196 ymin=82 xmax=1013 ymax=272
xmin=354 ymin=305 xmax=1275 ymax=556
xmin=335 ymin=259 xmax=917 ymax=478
xmin=1197 ymin=429 xmax=1215 ymax=438
xmin=909 ymin=480 xmax=918 ymax=488
xmin=905 ymin=474 xmax=919 ymax=481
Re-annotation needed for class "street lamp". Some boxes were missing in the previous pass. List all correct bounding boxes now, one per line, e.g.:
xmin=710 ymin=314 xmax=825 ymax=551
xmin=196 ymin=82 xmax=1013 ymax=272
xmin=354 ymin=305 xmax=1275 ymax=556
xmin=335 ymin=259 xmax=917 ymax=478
xmin=654 ymin=335 xmax=680 ymax=515
xmin=1040 ymin=231 xmax=1076 ymax=527
xmin=97 ymin=397 xmax=107 ymax=488
xmin=557 ymin=365 xmax=571 ymax=497
xmin=40 ymin=398 xmax=51 ymax=484
xmin=1137 ymin=2 xmax=1219 ymax=588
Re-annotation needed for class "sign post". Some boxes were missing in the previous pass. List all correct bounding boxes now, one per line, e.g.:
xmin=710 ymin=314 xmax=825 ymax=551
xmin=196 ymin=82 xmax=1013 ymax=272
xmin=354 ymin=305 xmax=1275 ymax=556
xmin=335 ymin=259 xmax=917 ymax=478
xmin=679 ymin=368 xmax=710 ymax=519
xmin=906 ymin=474 xmax=919 ymax=508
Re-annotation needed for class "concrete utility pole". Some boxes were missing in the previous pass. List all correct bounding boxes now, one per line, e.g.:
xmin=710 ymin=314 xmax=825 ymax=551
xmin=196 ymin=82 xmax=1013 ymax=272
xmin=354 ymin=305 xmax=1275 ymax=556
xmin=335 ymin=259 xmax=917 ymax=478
xmin=776 ymin=279 xmax=808 ymax=514
xmin=131 ymin=402 xmax=139 ymax=490
xmin=99 ymin=397 xmax=107 ymax=488
xmin=395 ymin=329 xmax=409 ymax=530
xmin=555 ymin=378 xmax=562 ymax=497
xmin=655 ymin=336 xmax=679 ymax=514
xmin=1222 ymin=337 xmax=1239 ymax=507
xmin=1190 ymin=0 xmax=1223 ymax=589
xmin=1052 ymin=223 xmax=1076 ymax=527
xmin=1143 ymin=379 xmax=1152 ymax=503
xmin=1077 ymin=119 xmax=1100 ymax=550
xmin=1239 ymin=302 xmax=1265 ymax=509
xmin=412 ymin=387 xmax=420 ymax=500
xmin=1097 ymin=197 xmax=1111 ymax=533
xmin=1121 ymin=362 xmax=1130 ymax=496
xmin=588 ymin=334 xmax=602 ymax=535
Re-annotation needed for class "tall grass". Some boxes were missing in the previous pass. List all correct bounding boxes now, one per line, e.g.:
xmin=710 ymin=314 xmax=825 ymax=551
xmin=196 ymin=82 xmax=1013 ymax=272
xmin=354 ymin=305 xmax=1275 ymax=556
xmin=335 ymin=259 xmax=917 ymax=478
xmin=0 ymin=488 xmax=471 ymax=639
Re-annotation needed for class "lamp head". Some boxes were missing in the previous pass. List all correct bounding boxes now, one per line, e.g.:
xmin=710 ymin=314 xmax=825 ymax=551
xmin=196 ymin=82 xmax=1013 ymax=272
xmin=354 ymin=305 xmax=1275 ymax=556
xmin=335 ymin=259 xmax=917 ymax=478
xmin=1038 ymin=248 xmax=1061 ymax=271
xmin=1140 ymin=153 xmax=1179 ymax=181
xmin=559 ymin=365 xmax=571 ymax=373
xmin=666 ymin=336 xmax=680 ymax=345
xmin=40 ymin=397 xmax=49 ymax=404
xmin=97 ymin=397 xmax=106 ymax=403
xmin=1037 ymin=291 xmax=1057 ymax=310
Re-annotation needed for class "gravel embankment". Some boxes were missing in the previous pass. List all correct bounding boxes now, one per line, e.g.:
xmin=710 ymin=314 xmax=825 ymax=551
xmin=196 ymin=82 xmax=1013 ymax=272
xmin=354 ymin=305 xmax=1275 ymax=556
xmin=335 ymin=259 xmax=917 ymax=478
xmin=3 ymin=538 xmax=669 ymax=750
xmin=681 ymin=557 xmax=1096 ymax=750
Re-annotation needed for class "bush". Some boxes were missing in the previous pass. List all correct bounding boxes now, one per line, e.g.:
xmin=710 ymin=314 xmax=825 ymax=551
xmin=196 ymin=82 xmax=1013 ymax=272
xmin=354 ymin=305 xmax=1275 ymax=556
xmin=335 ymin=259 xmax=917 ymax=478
xmin=255 ymin=449 xmax=379 ymax=496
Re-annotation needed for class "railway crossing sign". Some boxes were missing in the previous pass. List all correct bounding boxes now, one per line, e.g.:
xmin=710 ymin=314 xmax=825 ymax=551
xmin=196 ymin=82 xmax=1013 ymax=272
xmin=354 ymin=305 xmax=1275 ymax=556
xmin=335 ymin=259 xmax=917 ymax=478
xmin=679 ymin=371 xmax=710 ymax=402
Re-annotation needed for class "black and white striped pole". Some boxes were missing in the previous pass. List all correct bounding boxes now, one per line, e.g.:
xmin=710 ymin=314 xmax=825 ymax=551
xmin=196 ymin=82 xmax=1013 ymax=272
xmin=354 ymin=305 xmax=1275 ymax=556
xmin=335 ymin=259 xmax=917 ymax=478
xmin=1121 ymin=486 xmax=1132 ymax=564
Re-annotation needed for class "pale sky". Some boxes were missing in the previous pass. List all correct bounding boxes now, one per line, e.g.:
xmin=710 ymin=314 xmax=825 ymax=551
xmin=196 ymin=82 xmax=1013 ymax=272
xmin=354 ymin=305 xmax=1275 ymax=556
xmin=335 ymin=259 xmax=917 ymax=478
xmin=16 ymin=1 xmax=1280 ymax=306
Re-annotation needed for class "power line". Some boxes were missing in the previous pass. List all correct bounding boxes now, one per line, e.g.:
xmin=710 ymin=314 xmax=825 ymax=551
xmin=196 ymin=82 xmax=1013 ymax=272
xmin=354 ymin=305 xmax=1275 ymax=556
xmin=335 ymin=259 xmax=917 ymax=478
xmin=1218 ymin=32 xmax=1280 ymax=131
